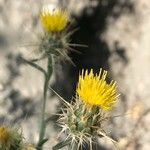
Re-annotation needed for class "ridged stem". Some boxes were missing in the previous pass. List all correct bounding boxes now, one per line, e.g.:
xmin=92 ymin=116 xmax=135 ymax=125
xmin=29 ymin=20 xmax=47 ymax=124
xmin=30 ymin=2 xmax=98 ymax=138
xmin=37 ymin=56 xmax=53 ymax=150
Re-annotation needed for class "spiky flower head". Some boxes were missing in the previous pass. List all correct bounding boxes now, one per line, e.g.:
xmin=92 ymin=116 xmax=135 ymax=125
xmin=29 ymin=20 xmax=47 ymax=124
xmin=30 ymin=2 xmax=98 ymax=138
xmin=55 ymin=69 xmax=119 ymax=149
xmin=77 ymin=69 xmax=119 ymax=110
xmin=40 ymin=5 xmax=69 ymax=32
xmin=0 ymin=125 xmax=23 ymax=150
xmin=37 ymin=5 xmax=72 ymax=63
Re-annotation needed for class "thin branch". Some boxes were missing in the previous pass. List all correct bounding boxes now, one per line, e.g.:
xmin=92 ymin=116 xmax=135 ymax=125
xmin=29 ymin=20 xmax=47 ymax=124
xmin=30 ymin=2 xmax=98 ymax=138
xmin=19 ymin=56 xmax=46 ymax=76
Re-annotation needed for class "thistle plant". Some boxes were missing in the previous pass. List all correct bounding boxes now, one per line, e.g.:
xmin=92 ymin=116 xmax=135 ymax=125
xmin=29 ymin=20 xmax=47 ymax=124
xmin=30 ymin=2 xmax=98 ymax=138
xmin=53 ymin=69 xmax=119 ymax=150
xmin=0 ymin=3 xmax=120 ymax=150
xmin=19 ymin=5 xmax=71 ymax=150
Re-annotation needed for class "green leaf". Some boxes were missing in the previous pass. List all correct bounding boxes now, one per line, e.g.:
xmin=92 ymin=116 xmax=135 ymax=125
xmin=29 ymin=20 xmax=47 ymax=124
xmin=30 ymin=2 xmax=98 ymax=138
xmin=53 ymin=138 xmax=71 ymax=150
xmin=37 ymin=138 xmax=49 ymax=147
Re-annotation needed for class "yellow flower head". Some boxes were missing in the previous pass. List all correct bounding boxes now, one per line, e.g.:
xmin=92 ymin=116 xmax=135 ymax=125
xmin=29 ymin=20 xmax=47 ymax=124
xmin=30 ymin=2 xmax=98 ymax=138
xmin=23 ymin=145 xmax=37 ymax=150
xmin=76 ymin=69 xmax=119 ymax=110
xmin=0 ymin=125 xmax=23 ymax=149
xmin=40 ymin=5 xmax=69 ymax=32
xmin=0 ymin=126 xmax=10 ymax=145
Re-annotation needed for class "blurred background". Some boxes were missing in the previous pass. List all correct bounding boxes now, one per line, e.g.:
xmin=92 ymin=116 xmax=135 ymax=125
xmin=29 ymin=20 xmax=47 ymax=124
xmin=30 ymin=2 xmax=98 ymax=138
xmin=0 ymin=0 xmax=150 ymax=149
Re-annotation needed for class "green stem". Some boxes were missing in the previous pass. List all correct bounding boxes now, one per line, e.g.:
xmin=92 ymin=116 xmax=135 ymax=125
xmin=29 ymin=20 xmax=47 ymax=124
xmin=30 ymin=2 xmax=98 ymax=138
xmin=20 ymin=56 xmax=53 ymax=149
xmin=37 ymin=56 xmax=53 ymax=150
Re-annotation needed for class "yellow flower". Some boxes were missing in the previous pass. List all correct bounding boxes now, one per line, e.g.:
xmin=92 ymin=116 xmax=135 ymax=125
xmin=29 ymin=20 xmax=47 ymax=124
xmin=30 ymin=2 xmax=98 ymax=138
xmin=40 ymin=5 xmax=68 ymax=32
xmin=0 ymin=126 xmax=10 ymax=145
xmin=76 ymin=69 xmax=119 ymax=110
xmin=23 ymin=145 xmax=37 ymax=150
xmin=0 ymin=125 xmax=23 ymax=149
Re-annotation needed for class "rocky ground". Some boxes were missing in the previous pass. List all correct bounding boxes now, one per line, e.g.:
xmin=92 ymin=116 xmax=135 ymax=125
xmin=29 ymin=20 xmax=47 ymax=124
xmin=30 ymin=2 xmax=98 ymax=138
xmin=0 ymin=0 xmax=150 ymax=150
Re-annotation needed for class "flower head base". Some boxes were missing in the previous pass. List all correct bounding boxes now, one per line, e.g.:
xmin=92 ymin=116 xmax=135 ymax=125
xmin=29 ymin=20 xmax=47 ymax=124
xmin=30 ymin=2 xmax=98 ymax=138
xmin=77 ymin=69 xmax=119 ymax=110
xmin=40 ymin=5 xmax=69 ymax=32
xmin=57 ymin=98 xmax=114 ymax=149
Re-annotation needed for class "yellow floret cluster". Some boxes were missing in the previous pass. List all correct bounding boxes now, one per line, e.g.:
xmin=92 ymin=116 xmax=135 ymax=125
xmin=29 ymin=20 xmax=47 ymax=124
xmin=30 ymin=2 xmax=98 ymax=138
xmin=22 ymin=145 xmax=37 ymax=150
xmin=0 ymin=126 xmax=10 ymax=145
xmin=40 ymin=7 xmax=68 ymax=32
xmin=76 ymin=69 xmax=119 ymax=110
